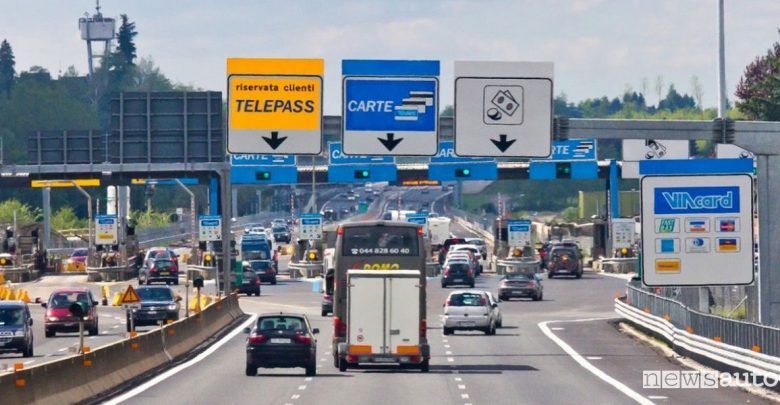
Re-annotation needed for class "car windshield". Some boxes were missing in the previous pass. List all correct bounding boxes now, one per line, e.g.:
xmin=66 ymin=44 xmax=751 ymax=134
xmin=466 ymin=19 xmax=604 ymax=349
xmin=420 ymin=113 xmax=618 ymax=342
xmin=272 ymin=227 xmax=286 ymax=232
xmin=72 ymin=248 xmax=88 ymax=257
xmin=257 ymin=316 xmax=307 ymax=332
xmin=505 ymin=274 xmax=532 ymax=281
xmin=137 ymin=288 xmax=173 ymax=301
xmin=0 ymin=307 xmax=25 ymax=326
xmin=248 ymin=261 xmax=271 ymax=270
xmin=153 ymin=259 xmax=174 ymax=269
xmin=244 ymin=251 xmax=270 ymax=261
xmin=448 ymin=263 xmax=470 ymax=272
xmin=468 ymin=239 xmax=485 ymax=246
xmin=49 ymin=292 xmax=89 ymax=308
xmin=448 ymin=293 xmax=484 ymax=307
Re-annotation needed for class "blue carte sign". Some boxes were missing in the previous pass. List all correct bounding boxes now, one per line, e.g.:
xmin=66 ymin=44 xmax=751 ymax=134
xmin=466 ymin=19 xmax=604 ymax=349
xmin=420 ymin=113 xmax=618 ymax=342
xmin=430 ymin=141 xmax=495 ymax=164
xmin=533 ymin=139 xmax=596 ymax=161
xmin=328 ymin=142 xmax=394 ymax=165
xmin=344 ymin=78 xmax=438 ymax=132
xmin=230 ymin=154 xmax=295 ymax=166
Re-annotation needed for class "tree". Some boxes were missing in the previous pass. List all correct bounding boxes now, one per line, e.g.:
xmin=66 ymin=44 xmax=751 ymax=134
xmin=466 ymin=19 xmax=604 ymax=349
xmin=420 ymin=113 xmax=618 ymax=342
xmin=658 ymin=85 xmax=696 ymax=111
xmin=51 ymin=206 xmax=86 ymax=231
xmin=440 ymin=105 xmax=454 ymax=117
xmin=0 ymin=39 xmax=15 ymax=97
xmin=735 ymin=31 xmax=780 ymax=120
xmin=0 ymin=199 xmax=38 ymax=223
xmin=654 ymin=75 xmax=665 ymax=107
xmin=116 ymin=14 xmax=138 ymax=69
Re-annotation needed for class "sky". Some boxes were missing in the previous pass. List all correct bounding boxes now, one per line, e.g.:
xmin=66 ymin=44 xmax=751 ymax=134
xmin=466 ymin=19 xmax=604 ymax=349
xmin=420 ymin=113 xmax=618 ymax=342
xmin=1 ymin=0 xmax=778 ymax=114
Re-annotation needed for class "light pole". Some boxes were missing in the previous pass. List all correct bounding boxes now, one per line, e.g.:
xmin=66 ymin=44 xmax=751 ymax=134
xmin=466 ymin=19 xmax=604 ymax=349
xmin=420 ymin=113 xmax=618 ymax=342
xmin=72 ymin=183 xmax=93 ymax=268
xmin=174 ymin=179 xmax=196 ymax=317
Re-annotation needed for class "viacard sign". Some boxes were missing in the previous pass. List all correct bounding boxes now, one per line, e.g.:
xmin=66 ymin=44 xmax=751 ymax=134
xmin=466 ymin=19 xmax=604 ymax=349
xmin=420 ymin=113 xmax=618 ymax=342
xmin=654 ymin=186 xmax=739 ymax=215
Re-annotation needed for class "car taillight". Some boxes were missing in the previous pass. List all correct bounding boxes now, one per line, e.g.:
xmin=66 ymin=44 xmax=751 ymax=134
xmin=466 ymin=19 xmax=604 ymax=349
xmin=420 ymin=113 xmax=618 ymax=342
xmin=480 ymin=297 xmax=487 ymax=306
xmin=443 ymin=267 xmax=449 ymax=277
xmin=255 ymin=278 xmax=260 ymax=286
xmin=266 ymin=268 xmax=274 ymax=274
xmin=293 ymin=334 xmax=313 ymax=345
xmin=420 ymin=319 xmax=426 ymax=339
xmin=150 ymin=268 xmax=158 ymax=273
xmin=445 ymin=298 xmax=451 ymax=306
xmin=527 ymin=281 xmax=536 ymax=288
xmin=249 ymin=334 xmax=267 ymax=344
xmin=467 ymin=268 xmax=473 ymax=277
xmin=500 ymin=281 xmax=508 ymax=287
xmin=334 ymin=316 xmax=347 ymax=337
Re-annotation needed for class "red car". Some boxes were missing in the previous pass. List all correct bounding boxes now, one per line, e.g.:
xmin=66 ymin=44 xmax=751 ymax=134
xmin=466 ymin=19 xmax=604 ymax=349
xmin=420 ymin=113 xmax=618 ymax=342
xmin=42 ymin=287 xmax=99 ymax=337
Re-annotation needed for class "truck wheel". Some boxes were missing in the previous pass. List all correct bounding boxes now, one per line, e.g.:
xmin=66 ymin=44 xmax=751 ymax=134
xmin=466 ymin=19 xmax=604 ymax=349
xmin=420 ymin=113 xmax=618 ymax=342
xmin=420 ymin=359 xmax=429 ymax=373
xmin=245 ymin=363 xmax=257 ymax=376
xmin=575 ymin=269 xmax=583 ymax=279
xmin=533 ymin=293 xmax=541 ymax=301
xmin=338 ymin=357 xmax=348 ymax=372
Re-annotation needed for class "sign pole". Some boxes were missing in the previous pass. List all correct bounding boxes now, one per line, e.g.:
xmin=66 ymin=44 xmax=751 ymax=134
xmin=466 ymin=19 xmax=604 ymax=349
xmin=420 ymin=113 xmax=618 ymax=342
xmin=78 ymin=319 xmax=84 ymax=354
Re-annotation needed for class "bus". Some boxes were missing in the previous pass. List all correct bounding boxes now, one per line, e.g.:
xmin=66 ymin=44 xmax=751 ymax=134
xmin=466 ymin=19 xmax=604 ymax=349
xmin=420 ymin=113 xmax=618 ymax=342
xmin=331 ymin=220 xmax=429 ymax=371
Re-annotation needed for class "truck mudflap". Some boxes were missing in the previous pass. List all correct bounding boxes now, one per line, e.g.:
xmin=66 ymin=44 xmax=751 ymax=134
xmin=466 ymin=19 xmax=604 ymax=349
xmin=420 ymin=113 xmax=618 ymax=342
xmin=342 ymin=343 xmax=430 ymax=365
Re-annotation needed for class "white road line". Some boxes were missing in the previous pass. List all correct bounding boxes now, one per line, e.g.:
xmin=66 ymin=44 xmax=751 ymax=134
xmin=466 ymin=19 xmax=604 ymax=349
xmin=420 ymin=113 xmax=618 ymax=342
xmin=445 ymin=351 xmax=452 ymax=355
xmin=112 ymin=325 xmax=119 ymax=328
xmin=103 ymin=314 xmax=257 ymax=405
xmin=586 ymin=356 xmax=602 ymax=360
xmin=325 ymin=351 xmax=331 ymax=355
xmin=305 ymin=377 xmax=312 ymax=382
xmin=647 ymin=396 xmax=667 ymax=400
xmin=458 ymin=384 xmax=466 ymax=390
xmin=447 ymin=357 xmax=454 ymax=362
xmin=539 ymin=319 xmax=654 ymax=405
xmin=102 ymin=331 xmax=110 ymax=334
xmin=58 ymin=347 xmax=68 ymax=352
xmin=298 ymin=385 xmax=306 ymax=390
xmin=442 ymin=339 xmax=448 ymax=343
xmin=551 ymin=327 xmax=565 ymax=331
xmin=461 ymin=394 xmax=469 ymax=399
xmin=291 ymin=394 xmax=300 ymax=399
xmin=454 ymin=377 xmax=462 ymax=382
xmin=444 ymin=344 xmax=451 ymax=348
xmin=23 ymin=360 xmax=34 ymax=365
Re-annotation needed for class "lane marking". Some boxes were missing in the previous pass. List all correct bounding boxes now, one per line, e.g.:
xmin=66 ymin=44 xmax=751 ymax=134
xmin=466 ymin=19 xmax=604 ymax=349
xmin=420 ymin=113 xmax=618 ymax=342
xmin=648 ymin=396 xmax=667 ymax=400
xmin=442 ymin=339 xmax=448 ymax=343
xmin=454 ymin=377 xmax=462 ymax=382
xmin=103 ymin=314 xmax=256 ymax=405
xmin=305 ymin=377 xmax=312 ymax=382
xmin=298 ymin=385 xmax=307 ymax=390
xmin=444 ymin=344 xmax=451 ymax=348
xmin=461 ymin=394 xmax=469 ymax=399
xmin=58 ymin=348 xmax=68 ymax=352
xmin=551 ymin=327 xmax=565 ymax=331
xmin=291 ymin=394 xmax=301 ymax=399
xmin=458 ymin=384 xmax=466 ymax=389
xmin=23 ymin=360 xmax=34 ymax=365
xmin=539 ymin=319 xmax=654 ymax=405
xmin=445 ymin=351 xmax=452 ymax=355
xmin=586 ymin=356 xmax=602 ymax=360
xmin=447 ymin=357 xmax=454 ymax=362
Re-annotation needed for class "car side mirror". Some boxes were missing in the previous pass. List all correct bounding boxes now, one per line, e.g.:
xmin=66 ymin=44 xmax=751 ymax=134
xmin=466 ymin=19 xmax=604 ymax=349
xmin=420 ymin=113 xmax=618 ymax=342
xmin=312 ymin=328 xmax=320 ymax=334
xmin=41 ymin=303 xmax=47 ymax=308
xmin=93 ymin=300 xmax=99 ymax=306
xmin=492 ymin=303 xmax=498 ymax=308
xmin=28 ymin=318 xmax=33 ymax=326
xmin=175 ymin=296 xmax=182 ymax=302
xmin=243 ymin=327 xmax=251 ymax=334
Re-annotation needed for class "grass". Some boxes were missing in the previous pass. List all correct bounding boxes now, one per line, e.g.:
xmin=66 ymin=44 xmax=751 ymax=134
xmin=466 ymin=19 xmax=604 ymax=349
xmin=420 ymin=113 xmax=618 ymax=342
xmin=711 ymin=305 xmax=747 ymax=320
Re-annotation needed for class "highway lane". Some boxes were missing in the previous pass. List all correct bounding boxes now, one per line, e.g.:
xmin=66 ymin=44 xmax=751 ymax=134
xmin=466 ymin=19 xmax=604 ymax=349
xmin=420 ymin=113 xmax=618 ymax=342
xmin=104 ymin=265 xmax=769 ymax=404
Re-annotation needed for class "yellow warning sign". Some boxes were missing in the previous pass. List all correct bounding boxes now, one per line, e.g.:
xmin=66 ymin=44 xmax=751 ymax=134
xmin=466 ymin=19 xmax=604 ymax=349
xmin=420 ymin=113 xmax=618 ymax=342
xmin=120 ymin=285 xmax=141 ymax=304
xmin=655 ymin=259 xmax=681 ymax=273
xmin=31 ymin=179 xmax=100 ymax=188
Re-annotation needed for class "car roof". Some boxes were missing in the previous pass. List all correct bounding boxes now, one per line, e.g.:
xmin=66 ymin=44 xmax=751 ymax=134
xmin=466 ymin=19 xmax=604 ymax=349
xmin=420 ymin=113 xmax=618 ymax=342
xmin=447 ymin=290 xmax=487 ymax=297
xmin=136 ymin=285 xmax=173 ymax=290
xmin=51 ymin=287 xmax=90 ymax=293
xmin=258 ymin=312 xmax=308 ymax=319
xmin=451 ymin=244 xmax=479 ymax=250
xmin=0 ymin=301 xmax=27 ymax=307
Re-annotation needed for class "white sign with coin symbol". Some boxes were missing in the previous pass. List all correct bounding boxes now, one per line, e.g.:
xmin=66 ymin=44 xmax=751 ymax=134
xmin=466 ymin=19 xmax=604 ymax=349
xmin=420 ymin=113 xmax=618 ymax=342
xmin=484 ymin=85 xmax=523 ymax=125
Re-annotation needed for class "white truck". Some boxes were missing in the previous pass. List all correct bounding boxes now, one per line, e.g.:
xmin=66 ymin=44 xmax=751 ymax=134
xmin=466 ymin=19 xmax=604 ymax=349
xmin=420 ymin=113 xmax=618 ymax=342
xmin=427 ymin=216 xmax=451 ymax=249
xmin=339 ymin=269 xmax=428 ymax=372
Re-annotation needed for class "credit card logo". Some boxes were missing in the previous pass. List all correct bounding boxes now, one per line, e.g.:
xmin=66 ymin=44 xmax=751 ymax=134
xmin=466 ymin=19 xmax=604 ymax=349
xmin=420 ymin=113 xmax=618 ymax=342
xmin=717 ymin=218 xmax=738 ymax=232
xmin=655 ymin=259 xmax=681 ymax=273
xmin=685 ymin=237 xmax=710 ymax=253
xmin=716 ymin=238 xmax=739 ymax=252
xmin=686 ymin=218 xmax=709 ymax=233
xmin=655 ymin=238 xmax=680 ymax=254
xmin=655 ymin=218 xmax=679 ymax=233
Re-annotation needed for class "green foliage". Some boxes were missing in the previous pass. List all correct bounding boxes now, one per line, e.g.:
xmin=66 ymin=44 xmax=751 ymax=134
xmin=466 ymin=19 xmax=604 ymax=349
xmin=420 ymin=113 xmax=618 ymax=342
xmin=0 ymin=39 xmax=15 ymax=97
xmin=561 ymin=206 xmax=579 ymax=222
xmin=736 ymin=31 xmax=780 ymax=120
xmin=0 ymin=199 xmax=39 ymax=223
xmin=51 ymin=206 xmax=86 ymax=231
xmin=440 ymin=105 xmax=453 ymax=117
xmin=130 ymin=210 xmax=171 ymax=229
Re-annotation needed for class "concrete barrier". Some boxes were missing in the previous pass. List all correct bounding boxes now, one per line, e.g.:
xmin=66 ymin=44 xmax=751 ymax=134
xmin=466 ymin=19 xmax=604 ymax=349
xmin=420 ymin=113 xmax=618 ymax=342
xmin=0 ymin=294 xmax=244 ymax=404
xmin=86 ymin=265 xmax=136 ymax=282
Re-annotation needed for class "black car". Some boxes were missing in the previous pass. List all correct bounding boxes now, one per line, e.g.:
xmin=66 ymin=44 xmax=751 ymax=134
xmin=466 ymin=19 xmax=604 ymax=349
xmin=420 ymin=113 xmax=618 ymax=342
xmin=546 ymin=246 xmax=583 ymax=279
xmin=272 ymin=226 xmax=291 ymax=243
xmin=139 ymin=257 xmax=179 ymax=285
xmin=244 ymin=313 xmax=319 ymax=376
xmin=127 ymin=286 xmax=181 ymax=331
xmin=246 ymin=260 xmax=277 ymax=285
xmin=0 ymin=302 xmax=34 ymax=357
xmin=498 ymin=273 xmax=543 ymax=301
xmin=441 ymin=262 xmax=475 ymax=288
xmin=438 ymin=237 xmax=468 ymax=265
xmin=231 ymin=270 xmax=261 ymax=296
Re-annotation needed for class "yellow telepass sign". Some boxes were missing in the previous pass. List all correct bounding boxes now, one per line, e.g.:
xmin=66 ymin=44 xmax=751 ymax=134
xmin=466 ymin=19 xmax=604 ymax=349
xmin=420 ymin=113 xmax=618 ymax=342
xmin=227 ymin=58 xmax=323 ymax=155
xmin=31 ymin=179 xmax=100 ymax=188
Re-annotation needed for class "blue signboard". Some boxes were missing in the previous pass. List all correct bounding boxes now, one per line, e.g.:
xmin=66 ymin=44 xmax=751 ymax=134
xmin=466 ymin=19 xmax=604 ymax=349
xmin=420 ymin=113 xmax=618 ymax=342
xmin=328 ymin=164 xmax=397 ymax=184
xmin=135 ymin=178 xmax=199 ymax=186
xmin=653 ymin=186 xmax=740 ymax=215
xmin=328 ymin=142 xmax=394 ymax=165
xmin=428 ymin=161 xmax=497 ymax=182
xmin=532 ymin=139 xmax=597 ymax=161
xmin=406 ymin=214 xmax=428 ymax=225
xmin=342 ymin=59 xmax=439 ymax=156
xmin=96 ymin=215 xmax=116 ymax=225
xmin=529 ymin=161 xmax=598 ymax=180
xmin=231 ymin=154 xmax=295 ymax=166
xmin=639 ymin=158 xmax=753 ymax=176
xmin=430 ymin=141 xmax=494 ymax=164
xmin=230 ymin=166 xmax=298 ymax=185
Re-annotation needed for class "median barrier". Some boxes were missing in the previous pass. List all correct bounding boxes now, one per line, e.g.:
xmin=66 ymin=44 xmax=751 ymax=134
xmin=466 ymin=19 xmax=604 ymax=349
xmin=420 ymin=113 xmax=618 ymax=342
xmin=0 ymin=266 xmax=35 ymax=283
xmin=0 ymin=294 xmax=244 ymax=404
xmin=86 ymin=265 xmax=136 ymax=282
xmin=600 ymin=257 xmax=637 ymax=274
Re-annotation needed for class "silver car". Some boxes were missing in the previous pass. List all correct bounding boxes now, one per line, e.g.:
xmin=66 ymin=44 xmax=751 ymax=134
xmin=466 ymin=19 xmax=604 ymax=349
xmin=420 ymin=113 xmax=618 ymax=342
xmin=442 ymin=290 xmax=501 ymax=335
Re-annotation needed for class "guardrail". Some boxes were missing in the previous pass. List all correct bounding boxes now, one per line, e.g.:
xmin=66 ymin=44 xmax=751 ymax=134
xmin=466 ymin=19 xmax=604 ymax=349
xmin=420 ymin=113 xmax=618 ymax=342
xmin=0 ymin=294 xmax=245 ymax=404
xmin=616 ymin=285 xmax=780 ymax=383
xmin=0 ymin=266 xmax=36 ymax=283
xmin=288 ymin=261 xmax=323 ymax=279
xmin=85 ymin=265 xmax=136 ymax=282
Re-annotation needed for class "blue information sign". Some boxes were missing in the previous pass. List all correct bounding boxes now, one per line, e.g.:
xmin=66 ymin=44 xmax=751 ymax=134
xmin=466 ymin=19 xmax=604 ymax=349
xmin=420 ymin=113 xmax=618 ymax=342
xmin=430 ymin=141 xmax=495 ymax=164
xmin=230 ymin=154 xmax=295 ymax=166
xmin=328 ymin=142 xmax=394 ymax=165
xmin=532 ymin=139 xmax=597 ymax=161
xmin=342 ymin=59 xmax=439 ymax=156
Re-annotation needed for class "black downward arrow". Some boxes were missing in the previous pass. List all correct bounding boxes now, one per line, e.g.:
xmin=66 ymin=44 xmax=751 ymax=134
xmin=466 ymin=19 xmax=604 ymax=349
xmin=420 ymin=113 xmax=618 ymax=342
xmin=491 ymin=134 xmax=516 ymax=153
xmin=378 ymin=132 xmax=403 ymax=151
xmin=262 ymin=131 xmax=287 ymax=150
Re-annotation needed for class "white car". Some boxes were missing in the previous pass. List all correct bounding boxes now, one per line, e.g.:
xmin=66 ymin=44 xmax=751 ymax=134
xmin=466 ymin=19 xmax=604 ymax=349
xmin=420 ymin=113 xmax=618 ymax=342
xmin=442 ymin=290 xmax=501 ymax=335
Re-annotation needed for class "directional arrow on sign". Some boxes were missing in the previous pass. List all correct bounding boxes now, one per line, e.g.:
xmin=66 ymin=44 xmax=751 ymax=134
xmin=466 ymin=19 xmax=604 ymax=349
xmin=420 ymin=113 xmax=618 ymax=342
xmin=378 ymin=133 xmax=404 ymax=151
xmin=262 ymin=131 xmax=287 ymax=150
xmin=491 ymin=134 xmax=516 ymax=153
